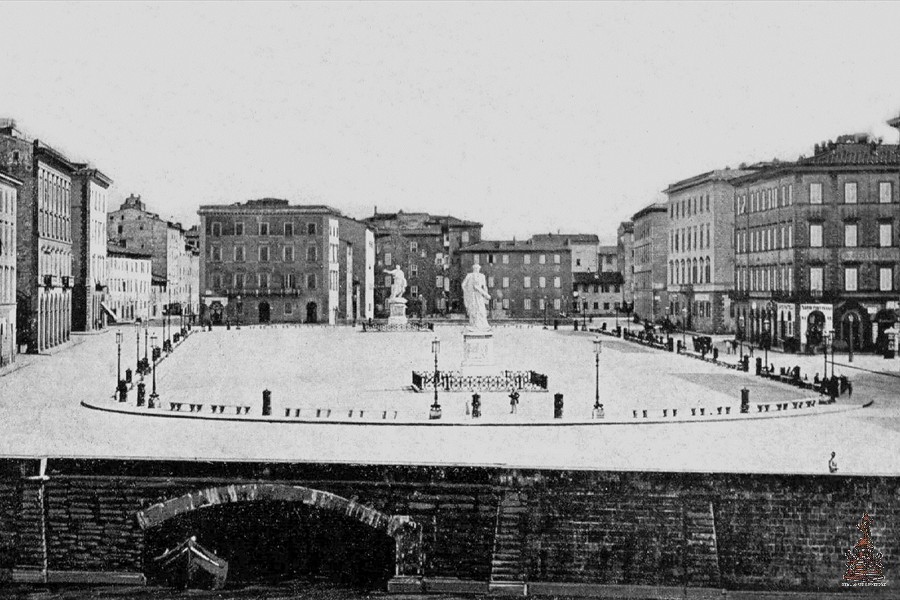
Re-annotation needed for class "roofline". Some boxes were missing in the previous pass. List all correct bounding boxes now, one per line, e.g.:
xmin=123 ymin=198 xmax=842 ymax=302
xmin=33 ymin=140 xmax=77 ymax=173
xmin=0 ymin=170 xmax=23 ymax=187
xmin=631 ymin=203 xmax=668 ymax=221
xmin=197 ymin=203 xmax=343 ymax=215
xmin=74 ymin=165 xmax=113 ymax=188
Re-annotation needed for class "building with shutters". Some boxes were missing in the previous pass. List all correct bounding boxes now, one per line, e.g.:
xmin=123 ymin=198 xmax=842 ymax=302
xmin=71 ymin=166 xmax=112 ymax=332
xmin=106 ymin=244 xmax=152 ymax=321
xmin=363 ymin=211 xmax=482 ymax=317
xmin=197 ymin=199 xmax=373 ymax=325
xmin=0 ymin=170 xmax=21 ymax=365
xmin=631 ymin=204 xmax=669 ymax=323
xmin=458 ymin=239 xmax=572 ymax=321
xmin=731 ymin=131 xmax=900 ymax=354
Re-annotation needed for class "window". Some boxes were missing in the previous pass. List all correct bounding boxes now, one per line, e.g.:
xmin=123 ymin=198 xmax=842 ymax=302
xmin=844 ymin=267 xmax=858 ymax=291
xmin=283 ymin=246 xmax=294 ymax=261
xmin=211 ymin=222 xmax=221 ymax=236
xmin=880 ymin=223 xmax=893 ymax=247
xmin=259 ymin=222 xmax=270 ymax=236
xmin=436 ymin=275 xmax=443 ymax=287
xmin=306 ymin=273 xmax=317 ymax=289
xmin=410 ymin=285 xmax=418 ymax=297
xmin=307 ymin=223 xmax=317 ymax=235
xmin=524 ymin=298 xmax=532 ymax=310
xmin=553 ymin=277 xmax=561 ymax=288
xmin=234 ymin=245 xmax=246 ymax=262
xmin=284 ymin=223 xmax=293 ymax=237
xmin=539 ymin=277 xmax=546 ymax=288
xmin=212 ymin=274 xmax=223 ymax=289
xmin=844 ymin=223 xmax=857 ymax=247
xmin=539 ymin=255 xmax=546 ymax=265
xmin=524 ymin=276 xmax=531 ymax=288
xmin=502 ymin=298 xmax=509 ymax=310
xmin=384 ymin=275 xmax=392 ymax=287
xmin=410 ymin=241 xmax=418 ymax=252
xmin=538 ymin=298 xmax=546 ymax=310
xmin=880 ymin=267 xmax=893 ymax=291
xmin=233 ymin=273 xmax=245 ymax=289
xmin=259 ymin=245 xmax=270 ymax=261
xmin=258 ymin=273 xmax=269 ymax=288
xmin=487 ymin=254 xmax=495 ymax=264
xmin=809 ymin=183 xmax=823 ymax=205
xmin=284 ymin=302 xmax=293 ymax=315
xmin=524 ymin=254 xmax=531 ymax=265
xmin=809 ymin=224 xmax=823 ymax=248
xmin=500 ymin=276 xmax=509 ymax=288
xmin=233 ymin=222 xmax=244 ymax=236
xmin=211 ymin=245 xmax=222 ymax=261
xmin=284 ymin=273 xmax=295 ymax=289
xmin=575 ymin=258 xmax=581 ymax=266
xmin=553 ymin=254 xmax=561 ymax=264
xmin=461 ymin=231 xmax=469 ymax=244
xmin=472 ymin=254 xmax=480 ymax=264
xmin=502 ymin=254 xmax=509 ymax=264
xmin=435 ymin=252 xmax=443 ymax=266
xmin=844 ymin=182 xmax=857 ymax=204
xmin=307 ymin=245 xmax=318 ymax=262
xmin=880 ymin=182 xmax=892 ymax=204
xmin=553 ymin=298 xmax=561 ymax=310
xmin=384 ymin=252 xmax=392 ymax=266
xmin=810 ymin=267 xmax=823 ymax=293
xmin=410 ymin=264 xmax=418 ymax=277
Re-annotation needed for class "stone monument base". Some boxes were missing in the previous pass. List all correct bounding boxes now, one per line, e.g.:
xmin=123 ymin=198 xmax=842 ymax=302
xmin=461 ymin=329 xmax=494 ymax=376
xmin=387 ymin=298 xmax=408 ymax=326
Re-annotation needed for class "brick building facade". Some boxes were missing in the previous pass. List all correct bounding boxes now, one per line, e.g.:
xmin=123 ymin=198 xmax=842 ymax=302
xmin=0 ymin=171 xmax=21 ymax=365
xmin=631 ymin=204 xmax=668 ymax=322
xmin=0 ymin=122 xmax=78 ymax=353
xmin=198 ymin=199 xmax=373 ymax=325
xmin=531 ymin=233 xmax=599 ymax=273
xmin=71 ymin=167 xmax=112 ymax=331
xmin=664 ymin=168 xmax=755 ymax=333
xmin=732 ymin=135 xmax=900 ymax=353
xmin=363 ymin=211 xmax=482 ymax=317
xmin=459 ymin=239 xmax=572 ymax=321
xmin=573 ymin=271 xmax=624 ymax=317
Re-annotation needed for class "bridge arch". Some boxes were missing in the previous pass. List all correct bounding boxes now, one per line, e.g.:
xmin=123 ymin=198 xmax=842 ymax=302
xmin=136 ymin=483 xmax=422 ymax=581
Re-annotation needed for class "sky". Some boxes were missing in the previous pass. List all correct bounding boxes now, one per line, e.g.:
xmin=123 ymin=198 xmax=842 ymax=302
xmin=2 ymin=2 xmax=900 ymax=243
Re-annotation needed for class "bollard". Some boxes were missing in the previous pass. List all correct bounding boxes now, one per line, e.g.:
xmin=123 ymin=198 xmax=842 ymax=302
xmin=593 ymin=404 xmax=605 ymax=419
xmin=740 ymin=388 xmax=750 ymax=413
xmin=117 ymin=380 xmax=128 ymax=403
xmin=125 ymin=368 xmax=132 ymax=384
xmin=136 ymin=382 xmax=146 ymax=407
xmin=553 ymin=393 xmax=563 ymax=419
xmin=262 ymin=389 xmax=272 ymax=416
xmin=472 ymin=393 xmax=481 ymax=418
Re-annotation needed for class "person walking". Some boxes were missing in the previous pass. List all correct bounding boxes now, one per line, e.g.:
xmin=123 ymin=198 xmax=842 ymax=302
xmin=848 ymin=381 xmax=853 ymax=398
xmin=829 ymin=452 xmax=838 ymax=474
xmin=509 ymin=390 xmax=520 ymax=414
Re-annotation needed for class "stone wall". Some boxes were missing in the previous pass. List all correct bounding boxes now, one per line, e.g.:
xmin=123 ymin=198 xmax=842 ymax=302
xmin=0 ymin=458 xmax=897 ymax=592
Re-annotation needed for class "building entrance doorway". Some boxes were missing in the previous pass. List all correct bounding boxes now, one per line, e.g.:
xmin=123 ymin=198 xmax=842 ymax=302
xmin=306 ymin=302 xmax=318 ymax=324
xmin=259 ymin=302 xmax=271 ymax=324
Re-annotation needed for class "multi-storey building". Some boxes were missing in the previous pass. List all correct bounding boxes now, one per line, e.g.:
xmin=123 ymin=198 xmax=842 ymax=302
xmin=573 ymin=271 xmax=625 ymax=317
xmin=631 ymin=204 xmax=669 ymax=322
xmin=597 ymin=245 xmax=618 ymax=273
xmin=364 ymin=211 xmax=482 ymax=317
xmin=664 ymin=168 xmax=756 ymax=333
xmin=71 ymin=166 xmax=112 ymax=331
xmin=458 ymin=239 xmax=572 ymax=320
xmin=531 ymin=233 xmax=599 ymax=273
xmin=616 ymin=221 xmax=634 ymax=310
xmin=197 ymin=199 xmax=373 ymax=325
xmin=0 ymin=170 xmax=21 ymax=365
xmin=0 ymin=121 xmax=77 ymax=353
xmin=106 ymin=244 xmax=152 ymax=321
xmin=107 ymin=194 xmax=195 ymax=318
xmin=732 ymin=134 xmax=900 ymax=353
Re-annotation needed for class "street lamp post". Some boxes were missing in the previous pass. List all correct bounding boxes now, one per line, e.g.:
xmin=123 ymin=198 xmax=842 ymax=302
xmin=823 ymin=330 xmax=832 ymax=380
xmin=763 ymin=317 xmax=770 ymax=373
xmin=149 ymin=333 xmax=159 ymax=408
xmin=543 ymin=297 xmax=548 ymax=327
xmin=115 ymin=331 xmax=123 ymax=387
xmin=847 ymin=314 xmax=855 ymax=363
xmin=430 ymin=337 xmax=441 ymax=419
xmin=573 ymin=291 xmax=579 ymax=329
xmin=738 ymin=314 xmax=745 ymax=359
xmin=681 ymin=307 xmax=687 ymax=352
xmin=593 ymin=337 xmax=603 ymax=418
xmin=135 ymin=322 xmax=140 ymax=374
xmin=144 ymin=322 xmax=149 ymax=363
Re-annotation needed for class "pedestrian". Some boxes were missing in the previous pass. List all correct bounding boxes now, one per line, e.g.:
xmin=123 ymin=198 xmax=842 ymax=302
xmin=848 ymin=381 xmax=853 ymax=398
xmin=509 ymin=390 xmax=520 ymax=414
xmin=829 ymin=451 xmax=838 ymax=474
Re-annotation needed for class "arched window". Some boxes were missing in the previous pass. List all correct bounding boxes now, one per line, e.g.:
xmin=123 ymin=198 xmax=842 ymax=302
xmin=705 ymin=257 xmax=711 ymax=283
xmin=691 ymin=259 xmax=698 ymax=283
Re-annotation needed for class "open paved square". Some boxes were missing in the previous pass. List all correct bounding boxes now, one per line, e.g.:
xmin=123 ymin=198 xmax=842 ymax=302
xmin=0 ymin=322 xmax=897 ymax=476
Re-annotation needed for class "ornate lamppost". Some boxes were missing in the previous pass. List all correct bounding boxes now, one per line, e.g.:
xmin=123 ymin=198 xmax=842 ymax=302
xmin=115 ymin=330 xmax=123 ymax=388
xmin=823 ymin=330 xmax=833 ymax=380
xmin=847 ymin=313 xmax=855 ymax=363
xmin=135 ymin=322 xmax=141 ymax=373
xmin=592 ymin=337 xmax=603 ymax=418
xmin=149 ymin=333 xmax=159 ymax=408
xmin=429 ymin=337 xmax=441 ymax=420
xmin=681 ymin=307 xmax=687 ymax=351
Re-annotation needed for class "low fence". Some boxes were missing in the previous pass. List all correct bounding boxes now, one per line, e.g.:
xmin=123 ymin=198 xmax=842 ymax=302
xmin=411 ymin=370 xmax=549 ymax=392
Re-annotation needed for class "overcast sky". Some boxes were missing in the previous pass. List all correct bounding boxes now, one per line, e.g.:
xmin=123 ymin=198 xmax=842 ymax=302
xmin=3 ymin=2 xmax=900 ymax=243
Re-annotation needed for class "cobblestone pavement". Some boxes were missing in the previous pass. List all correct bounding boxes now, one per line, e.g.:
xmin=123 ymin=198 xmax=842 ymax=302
xmin=0 ymin=322 xmax=897 ymax=475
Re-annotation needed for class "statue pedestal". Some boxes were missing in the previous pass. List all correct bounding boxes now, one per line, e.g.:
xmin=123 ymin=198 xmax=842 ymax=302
xmin=387 ymin=298 xmax=408 ymax=326
xmin=461 ymin=329 xmax=494 ymax=376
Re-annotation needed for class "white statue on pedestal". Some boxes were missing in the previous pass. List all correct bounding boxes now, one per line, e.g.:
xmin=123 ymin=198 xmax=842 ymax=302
xmin=384 ymin=265 xmax=407 ymax=299
xmin=462 ymin=264 xmax=491 ymax=332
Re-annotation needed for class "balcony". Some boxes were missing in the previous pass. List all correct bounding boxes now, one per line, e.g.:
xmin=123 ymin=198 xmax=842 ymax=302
xmin=61 ymin=276 xmax=71 ymax=289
